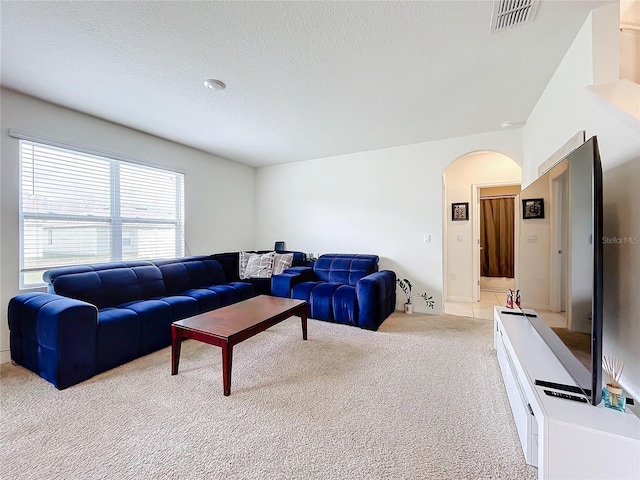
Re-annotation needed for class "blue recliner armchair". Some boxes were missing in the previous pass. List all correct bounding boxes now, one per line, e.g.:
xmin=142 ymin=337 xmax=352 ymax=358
xmin=272 ymin=254 xmax=396 ymax=330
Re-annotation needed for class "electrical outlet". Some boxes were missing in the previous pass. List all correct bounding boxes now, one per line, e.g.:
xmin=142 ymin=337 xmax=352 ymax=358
xmin=423 ymin=234 xmax=431 ymax=243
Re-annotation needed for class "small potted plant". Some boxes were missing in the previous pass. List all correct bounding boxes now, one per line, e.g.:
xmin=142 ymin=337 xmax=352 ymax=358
xmin=397 ymin=278 xmax=435 ymax=314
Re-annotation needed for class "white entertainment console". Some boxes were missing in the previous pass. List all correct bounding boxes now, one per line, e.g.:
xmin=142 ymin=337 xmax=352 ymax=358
xmin=493 ymin=307 xmax=640 ymax=480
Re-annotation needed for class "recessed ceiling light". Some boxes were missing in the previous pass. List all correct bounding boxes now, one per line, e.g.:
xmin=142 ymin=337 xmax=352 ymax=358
xmin=500 ymin=120 xmax=524 ymax=129
xmin=204 ymin=79 xmax=226 ymax=91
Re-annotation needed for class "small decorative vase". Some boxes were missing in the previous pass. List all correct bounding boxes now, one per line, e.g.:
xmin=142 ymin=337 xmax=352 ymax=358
xmin=603 ymin=384 xmax=626 ymax=412
xmin=404 ymin=303 xmax=413 ymax=314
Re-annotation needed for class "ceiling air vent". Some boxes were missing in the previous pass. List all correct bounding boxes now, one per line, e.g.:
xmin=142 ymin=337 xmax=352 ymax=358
xmin=490 ymin=0 xmax=540 ymax=33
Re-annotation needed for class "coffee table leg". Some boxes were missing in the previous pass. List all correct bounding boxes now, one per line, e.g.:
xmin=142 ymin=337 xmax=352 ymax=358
xmin=171 ymin=325 xmax=181 ymax=375
xmin=222 ymin=341 xmax=233 ymax=396
xmin=300 ymin=308 xmax=308 ymax=340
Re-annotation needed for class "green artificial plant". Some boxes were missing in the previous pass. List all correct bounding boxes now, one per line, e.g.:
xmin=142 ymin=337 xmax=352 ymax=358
xmin=397 ymin=278 xmax=435 ymax=309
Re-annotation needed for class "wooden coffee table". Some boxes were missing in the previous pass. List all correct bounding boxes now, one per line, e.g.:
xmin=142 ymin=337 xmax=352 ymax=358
xmin=171 ymin=295 xmax=308 ymax=396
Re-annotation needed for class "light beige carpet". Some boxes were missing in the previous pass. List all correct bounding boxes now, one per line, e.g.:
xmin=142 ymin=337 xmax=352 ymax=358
xmin=1 ymin=312 xmax=537 ymax=480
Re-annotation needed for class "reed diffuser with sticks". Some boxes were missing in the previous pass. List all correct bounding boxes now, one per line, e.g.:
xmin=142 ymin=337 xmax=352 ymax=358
xmin=603 ymin=356 xmax=626 ymax=412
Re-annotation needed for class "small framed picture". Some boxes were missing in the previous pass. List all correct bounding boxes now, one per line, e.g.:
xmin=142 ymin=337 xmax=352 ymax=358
xmin=452 ymin=202 xmax=469 ymax=221
xmin=522 ymin=198 xmax=544 ymax=219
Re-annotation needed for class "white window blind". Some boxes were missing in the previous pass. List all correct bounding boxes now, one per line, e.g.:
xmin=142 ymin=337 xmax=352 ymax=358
xmin=20 ymin=140 xmax=184 ymax=287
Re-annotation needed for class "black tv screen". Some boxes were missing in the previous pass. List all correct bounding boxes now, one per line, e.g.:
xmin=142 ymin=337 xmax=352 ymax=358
xmin=518 ymin=136 xmax=603 ymax=405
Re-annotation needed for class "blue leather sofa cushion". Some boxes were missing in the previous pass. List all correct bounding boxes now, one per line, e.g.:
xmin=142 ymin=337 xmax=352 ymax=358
xmin=8 ymin=293 xmax=98 ymax=389
xmin=313 ymin=254 xmax=379 ymax=285
xmin=96 ymin=308 xmax=140 ymax=373
xmin=97 ymin=268 xmax=143 ymax=306
xmin=332 ymin=285 xmax=358 ymax=326
xmin=133 ymin=265 xmax=167 ymax=298
xmin=52 ymin=271 xmax=108 ymax=309
xmin=272 ymin=273 xmax=297 ymax=298
xmin=356 ymin=271 xmax=396 ymax=330
xmin=180 ymin=288 xmax=222 ymax=312
xmin=292 ymin=281 xmax=320 ymax=303
xmin=207 ymin=284 xmax=239 ymax=307
xmin=184 ymin=261 xmax=210 ymax=287
xmin=202 ymin=259 xmax=228 ymax=284
xmin=183 ymin=260 xmax=226 ymax=287
xmin=43 ymin=261 xmax=152 ymax=285
xmin=51 ymin=264 xmax=168 ymax=310
xmin=119 ymin=299 xmax=173 ymax=355
xmin=159 ymin=263 xmax=192 ymax=294
xmin=209 ymin=252 xmax=240 ymax=281
xmin=9 ymin=293 xmax=64 ymax=370
xmin=309 ymin=283 xmax=341 ymax=321
xmin=158 ymin=259 xmax=229 ymax=294
xmin=157 ymin=295 xmax=200 ymax=320
xmin=227 ymin=282 xmax=256 ymax=301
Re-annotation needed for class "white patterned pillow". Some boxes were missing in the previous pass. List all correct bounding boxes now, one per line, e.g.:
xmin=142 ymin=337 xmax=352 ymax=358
xmin=273 ymin=253 xmax=294 ymax=276
xmin=239 ymin=251 xmax=252 ymax=279
xmin=244 ymin=251 xmax=275 ymax=278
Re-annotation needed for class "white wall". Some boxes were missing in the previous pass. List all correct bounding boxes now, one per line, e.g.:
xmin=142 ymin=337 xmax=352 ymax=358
xmin=443 ymin=152 xmax=521 ymax=302
xmin=620 ymin=0 xmax=640 ymax=83
xmin=517 ymin=172 xmax=551 ymax=310
xmin=523 ymin=3 xmax=640 ymax=399
xmin=0 ymin=88 xmax=256 ymax=363
xmin=255 ymin=130 xmax=522 ymax=314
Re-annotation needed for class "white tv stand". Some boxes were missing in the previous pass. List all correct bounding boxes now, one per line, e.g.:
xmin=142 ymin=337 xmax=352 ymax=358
xmin=493 ymin=307 xmax=639 ymax=480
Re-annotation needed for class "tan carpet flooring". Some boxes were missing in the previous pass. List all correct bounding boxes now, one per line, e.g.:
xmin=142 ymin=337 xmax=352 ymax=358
xmin=1 ymin=312 xmax=537 ymax=480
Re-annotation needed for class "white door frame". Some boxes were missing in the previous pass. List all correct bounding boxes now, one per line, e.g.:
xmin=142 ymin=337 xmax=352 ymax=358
xmin=472 ymin=182 xmax=521 ymax=303
xmin=442 ymin=173 xmax=448 ymax=304
xmin=549 ymin=164 xmax=569 ymax=313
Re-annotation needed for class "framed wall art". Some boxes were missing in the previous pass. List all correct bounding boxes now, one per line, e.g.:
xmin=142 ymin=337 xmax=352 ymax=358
xmin=522 ymin=198 xmax=544 ymax=219
xmin=452 ymin=202 xmax=469 ymax=221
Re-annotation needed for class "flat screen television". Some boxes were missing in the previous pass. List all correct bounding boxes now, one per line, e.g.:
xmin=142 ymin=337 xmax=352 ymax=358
xmin=517 ymin=136 xmax=603 ymax=405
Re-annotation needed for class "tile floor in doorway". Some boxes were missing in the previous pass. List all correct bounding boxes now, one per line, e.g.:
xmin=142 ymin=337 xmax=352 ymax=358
xmin=445 ymin=290 xmax=568 ymax=327
xmin=445 ymin=291 xmax=505 ymax=320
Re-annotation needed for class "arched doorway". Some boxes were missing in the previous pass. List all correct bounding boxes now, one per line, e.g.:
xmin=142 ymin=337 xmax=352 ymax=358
xmin=442 ymin=151 xmax=521 ymax=318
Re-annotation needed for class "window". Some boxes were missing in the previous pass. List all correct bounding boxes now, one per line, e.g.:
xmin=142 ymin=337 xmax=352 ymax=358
xmin=20 ymin=140 xmax=184 ymax=287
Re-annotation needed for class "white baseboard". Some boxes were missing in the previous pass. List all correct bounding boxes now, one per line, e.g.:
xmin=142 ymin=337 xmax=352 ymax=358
xmin=446 ymin=296 xmax=473 ymax=303
xmin=394 ymin=307 xmax=445 ymax=315
xmin=1 ymin=350 xmax=11 ymax=364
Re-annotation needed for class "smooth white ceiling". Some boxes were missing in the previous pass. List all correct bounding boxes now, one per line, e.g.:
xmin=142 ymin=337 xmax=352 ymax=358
xmin=1 ymin=1 xmax=612 ymax=167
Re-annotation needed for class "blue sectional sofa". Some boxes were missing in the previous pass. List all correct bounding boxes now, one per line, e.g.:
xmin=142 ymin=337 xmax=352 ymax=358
xmin=8 ymin=255 xmax=262 ymax=389
xmin=8 ymin=251 xmax=394 ymax=389
xmin=272 ymin=254 xmax=396 ymax=331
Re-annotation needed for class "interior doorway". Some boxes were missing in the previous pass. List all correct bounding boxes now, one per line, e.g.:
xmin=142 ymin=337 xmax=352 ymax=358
xmin=549 ymin=166 xmax=569 ymax=318
xmin=473 ymin=184 xmax=520 ymax=301
xmin=480 ymin=191 xmax=516 ymax=290
xmin=442 ymin=151 xmax=521 ymax=314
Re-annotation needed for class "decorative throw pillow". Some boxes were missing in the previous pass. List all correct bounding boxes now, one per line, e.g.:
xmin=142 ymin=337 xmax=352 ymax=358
xmin=273 ymin=253 xmax=294 ymax=276
xmin=239 ymin=251 xmax=253 ymax=279
xmin=244 ymin=251 xmax=276 ymax=278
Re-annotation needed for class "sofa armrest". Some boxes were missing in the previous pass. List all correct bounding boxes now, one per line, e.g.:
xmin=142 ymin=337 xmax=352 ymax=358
xmin=355 ymin=270 xmax=397 ymax=330
xmin=271 ymin=267 xmax=316 ymax=298
xmin=8 ymin=292 xmax=98 ymax=389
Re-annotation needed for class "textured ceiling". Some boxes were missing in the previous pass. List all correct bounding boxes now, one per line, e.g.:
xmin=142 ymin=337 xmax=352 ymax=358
xmin=1 ymin=1 xmax=611 ymax=167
